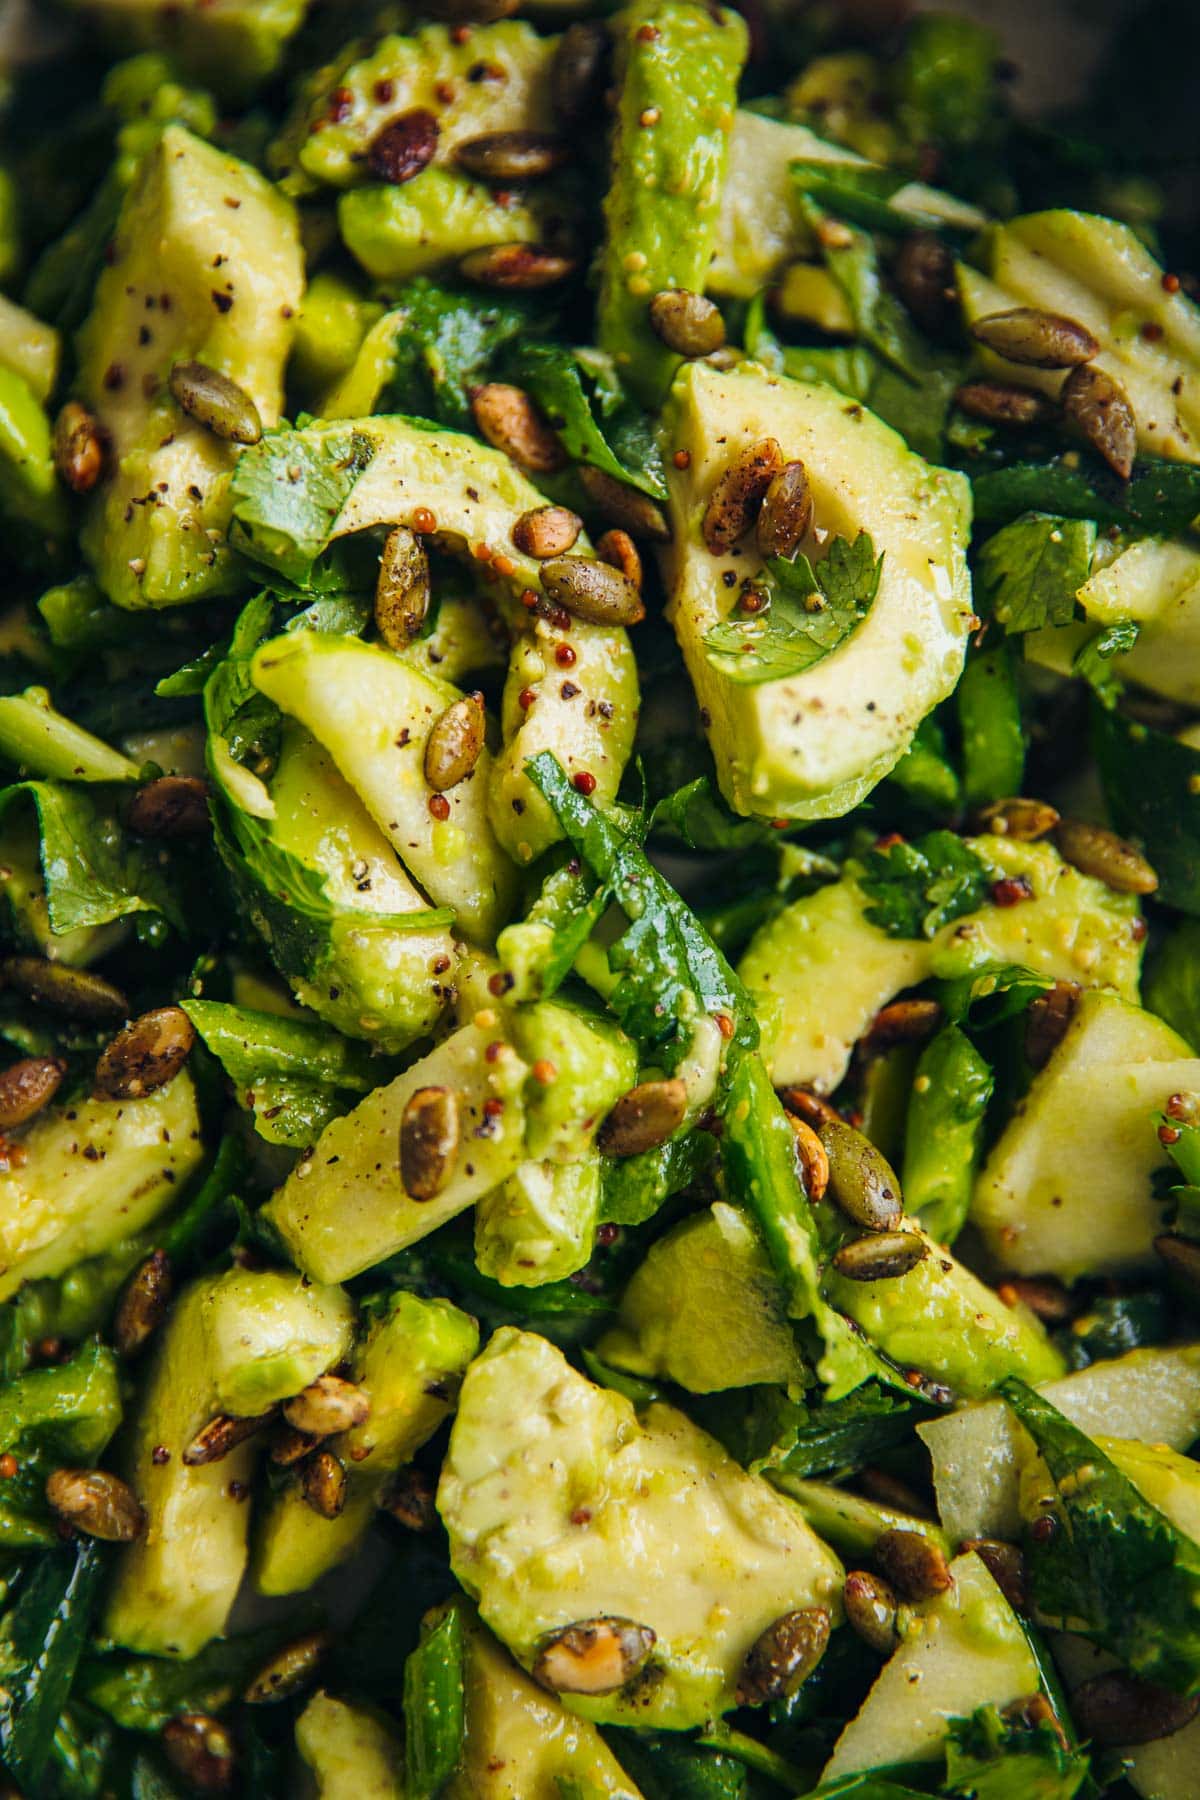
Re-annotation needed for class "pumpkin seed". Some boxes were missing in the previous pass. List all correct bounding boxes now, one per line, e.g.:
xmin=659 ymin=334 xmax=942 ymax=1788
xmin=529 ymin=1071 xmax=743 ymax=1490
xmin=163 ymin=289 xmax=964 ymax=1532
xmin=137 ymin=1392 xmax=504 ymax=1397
xmin=368 ymin=108 xmax=440 ymax=184
xmin=756 ymin=460 xmax=813 ymax=560
xmin=534 ymin=1617 xmax=656 ymax=1695
xmin=1071 ymin=1671 xmax=1200 ymax=1746
xmin=736 ymin=1606 xmax=831 ymax=1705
xmin=162 ymin=1713 xmax=235 ymax=1794
xmin=244 ymin=1630 xmax=329 ymax=1706
xmin=302 ymin=1449 xmax=348 ymax=1519
xmin=551 ymin=20 xmax=610 ymax=125
xmin=471 ymin=382 xmax=565 ymax=473
xmin=401 ymin=1086 xmax=460 ymax=1201
xmin=974 ymin=795 xmax=1060 ymax=840
xmin=113 ymin=1249 xmax=173 ymax=1360
xmin=842 ymin=1570 xmax=900 ymax=1654
xmin=577 ymin=464 xmax=670 ymax=541
xmin=128 ymin=775 xmax=209 ymax=837
xmin=456 ymin=130 xmax=569 ymax=182
xmin=596 ymin=528 xmax=643 ymax=589
xmin=512 ymin=504 xmax=582 ymax=559
xmin=1053 ymin=817 xmax=1157 ymax=893
xmin=959 ymin=1537 xmax=1028 ymax=1611
xmin=45 ymin=1467 xmax=145 ymax=1541
xmin=269 ymin=1422 xmax=321 ymax=1466
xmin=996 ymin=1275 xmax=1076 ymax=1324
xmin=858 ymin=997 xmax=942 ymax=1058
xmin=95 ymin=1005 xmax=196 ymax=1100
xmin=1061 ymin=361 xmax=1138 ymax=480
xmin=424 ymin=695 xmax=485 ymax=793
xmin=1 ymin=956 xmax=127 ymax=1020
xmin=702 ymin=438 xmax=784 ymax=554
xmin=540 ymin=554 xmax=646 ymax=627
xmin=1024 ymin=979 xmax=1080 ymax=1070
xmin=893 ymin=231 xmax=957 ymax=332
xmin=874 ymin=1528 xmax=953 ymax=1602
xmin=779 ymin=1086 xmax=843 ymax=1131
xmin=859 ymin=1465 xmax=934 ymax=1518
xmin=648 ymin=289 xmax=726 ymax=358
xmin=970 ymin=307 xmax=1099 ymax=369
xmin=460 ymin=243 xmax=577 ymax=291
xmin=597 ymin=1078 xmax=688 ymax=1157
xmin=375 ymin=526 xmax=431 ymax=646
xmin=832 ymin=1230 xmax=928 ymax=1282
xmin=168 ymin=361 xmax=262 ymax=445
xmin=786 ymin=1112 xmax=829 ymax=1202
xmin=820 ymin=1118 xmax=903 ymax=1232
xmin=1002 ymin=1692 xmax=1067 ymax=1744
xmin=0 ymin=1054 xmax=66 ymax=1129
xmin=382 ymin=1465 xmax=439 ymax=1532
xmin=53 ymin=401 xmax=107 ymax=493
xmin=183 ymin=1411 xmax=273 ymax=1467
xmin=955 ymin=381 xmax=1057 ymax=428
xmin=283 ymin=1375 xmax=371 ymax=1437
xmin=1155 ymin=1232 xmax=1200 ymax=1292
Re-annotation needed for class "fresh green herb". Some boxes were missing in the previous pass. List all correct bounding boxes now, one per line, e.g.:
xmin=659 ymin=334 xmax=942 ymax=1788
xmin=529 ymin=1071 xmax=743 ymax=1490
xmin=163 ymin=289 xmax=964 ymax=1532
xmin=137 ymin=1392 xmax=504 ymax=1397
xmin=230 ymin=422 xmax=376 ymax=586
xmin=969 ymin=455 xmax=1200 ymax=536
xmin=606 ymin=1729 xmax=748 ymax=1799
xmin=976 ymin=514 xmax=1096 ymax=635
xmin=1144 ymin=919 xmax=1200 ymax=1047
xmin=957 ymin=641 xmax=1025 ymax=808
xmin=703 ymin=532 xmax=883 ymax=685
xmin=1093 ymin=705 xmax=1200 ymax=914
xmin=79 ymin=1622 xmax=306 ymax=1734
xmin=858 ymin=830 xmax=991 ymax=939
xmin=182 ymin=1001 xmax=386 ymax=1147
xmin=1073 ymin=619 xmax=1139 ymax=707
xmin=600 ymin=1131 xmax=718 ymax=1227
xmin=892 ymin=14 xmax=1002 ymax=157
xmin=504 ymin=341 xmax=668 ymax=502
xmin=933 ymin=963 xmax=1055 ymax=1029
xmin=699 ymin=1379 xmax=923 ymax=1480
xmin=0 ymin=1542 xmax=107 ymax=1792
xmin=885 ymin=715 xmax=962 ymax=818
xmin=403 ymin=1600 xmax=465 ymax=1800
xmin=382 ymin=280 xmax=544 ymax=433
xmin=944 ymin=1702 xmax=1091 ymax=1799
xmin=496 ymin=850 xmax=611 ymax=1004
xmin=0 ymin=782 xmax=182 ymax=935
xmin=648 ymin=775 xmax=774 ymax=852
xmin=788 ymin=161 xmax=913 ymax=235
xmin=0 ymin=1342 xmax=123 ymax=1548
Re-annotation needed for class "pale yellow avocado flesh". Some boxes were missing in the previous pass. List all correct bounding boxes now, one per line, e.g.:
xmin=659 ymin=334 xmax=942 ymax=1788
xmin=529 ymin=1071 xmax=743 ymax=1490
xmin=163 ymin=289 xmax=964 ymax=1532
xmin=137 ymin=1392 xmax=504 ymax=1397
xmin=437 ymin=1327 xmax=844 ymax=1730
xmin=1026 ymin=536 xmax=1200 ymax=707
xmin=296 ymin=1692 xmax=405 ymax=1800
xmin=662 ymin=362 xmax=974 ymax=820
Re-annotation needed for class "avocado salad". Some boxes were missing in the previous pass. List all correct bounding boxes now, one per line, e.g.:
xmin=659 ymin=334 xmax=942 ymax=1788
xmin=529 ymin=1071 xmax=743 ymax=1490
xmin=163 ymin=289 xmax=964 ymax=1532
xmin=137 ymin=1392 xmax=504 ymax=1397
xmin=2 ymin=0 xmax=1200 ymax=1794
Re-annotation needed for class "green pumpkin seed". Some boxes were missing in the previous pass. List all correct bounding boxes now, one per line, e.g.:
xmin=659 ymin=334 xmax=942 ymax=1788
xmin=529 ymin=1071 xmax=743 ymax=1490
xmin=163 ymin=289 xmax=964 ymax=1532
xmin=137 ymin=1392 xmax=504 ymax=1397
xmin=401 ymin=1086 xmax=460 ymax=1201
xmin=95 ymin=1005 xmax=196 ymax=1100
xmin=375 ymin=526 xmax=431 ymax=647
xmin=820 ymin=1118 xmax=903 ymax=1232
xmin=551 ymin=20 xmax=609 ymax=125
xmin=842 ymin=1570 xmax=900 ymax=1654
xmin=456 ymin=130 xmax=569 ymax=182
xmin=975 ymin=795 xmax=1060 ymax=840
xmin=128 ymin=775 xmax=209 ymax=837
xmin=831 ymin=1231 xmax=928 ymax=1282
xmin=1 ymin=956 xmax=127 ymax=1020
xmin=786 ymin=1112 xmax=829 ymax=1202
xmin=955 ymin=381 xmax=1057 ymax=428
xmin=702 ymin=438 xmax=784 ymax=555
xmin=424 ymin=695 xmax=486 ymax=793
xmin=244 ymin=1630 xmax=329 ymax=1706
xmin=596 ymin=528 xmax=643 ymax=589
xmin=736 ymin=1606 xmax=831 ymax=1705
xmin=45 ymin=1467 xmax=145 ymax=1541
xmin=648 ymin=289 xmax=726 ymax=358
xmin=460 ymin=243 xmax=576 ymax=292
xmin=756 ymin=460 xmax=813 ymax=560
xmin=540 ymin=555 xmax=646 ymax=627
xmin=959 ymin=1538 xmax=1028 ymax=1611
xmin=283 ymin=1375 xmax=370 ymax=1437
xmin=162 ymin=1714 xmax=235 ymax=1794
xmin=0 ymin=1055 xmax=66 ymax=1129
xmin=875 ymin=1528 xmax=953 ymax=1602
xmin=894 ymin=231 xmax=957 ymax=332
xmin=970 ymin=307 xmax=1099 ymax=369
xmin=534 ymin=1617 xmax=656 ymax=1695
xmin=1024 ymin=979 xmax=1080 ymax=1070
xmin=53 ymin=401 xmax=106 ymax=494
xmin=302 ymin=1449 xmax=348 ymax=1519
xmin=113 ymin=1250 xmax=173 ymax=1360
xmin=471 ymin=382 xmax=565 ymax=473
xmin=182 ymin=1411 xmax=273 ymax=1467
xmin=1061 ymin=362 xmax=1138 ymax=480
xmin=512 ymin=504 xmax=582 ymax=559
xmin=1053 ymin=817 xmax=1157 ymax=893
xmin=168 ymin=360 xmax=262 ymax=444
xmin=577 ymin=464 xmax=670 ymax=541
xmin=381 ymin=1465 xmax=439 ymax=1531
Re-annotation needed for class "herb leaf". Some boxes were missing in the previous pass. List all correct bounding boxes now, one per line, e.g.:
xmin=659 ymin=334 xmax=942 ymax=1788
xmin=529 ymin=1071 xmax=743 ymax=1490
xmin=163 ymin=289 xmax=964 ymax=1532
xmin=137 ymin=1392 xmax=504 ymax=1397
xmin=858 ymin=830 xmax=990 ymax=939
xmin=970 ymin=454 xmax=1200 ymax=536
xmin=703 ymin=531 xmax=883 ymax=685
xmin=976 ymin=514 xmax=1096 ymax=635
xmin=1093 ymin=704 xmax=1200 ymax=915
xmin=0 ymin=781 xmax=182 ymax=934
xmin=1073 ymin=618 xmax=1139 ymax=707
xmin=230 ymin=422 xmax=376 ymax=587
xmin=0 ymin=1542 xmax=107 ymax=1791
xmin=944 ymin=1702 xmax=1091 ymax=1800
xmin=503 ymin=341 xmax=668 ymax=501
xmin=382 ymin=280 xmax=543 ymax=433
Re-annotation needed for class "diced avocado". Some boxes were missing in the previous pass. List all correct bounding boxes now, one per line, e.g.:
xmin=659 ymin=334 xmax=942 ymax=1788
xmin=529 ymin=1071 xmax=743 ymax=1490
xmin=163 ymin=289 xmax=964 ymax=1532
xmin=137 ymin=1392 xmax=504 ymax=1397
xmin=77 ymin=125 xmax=302 ymax=609
xmin=0 ymin=1073 xmax=203 ymax=1303
xmin=0 ymin=812 xmax=128 ymax=968
xmin=972 ymin=990 xmax=1195 ymax=1280
xmin=105 ymin=1268 xmax=354 ymax=1657
xmin=598 ymin=0 xmax=747 ymax=405
xmin=256 ymin=1291 xmax=478 ymax=1595
xmin=0 ymin=295 xmax=61 ymax=403
xmin=297 ymin=1692 xmax=405 ymax=1800
xmin=265 ymin=1018 xmax=529 ymax=1284
xmin=510 ymin=997 xmax=638 ymax=1164
xmin=245 ymin=718 xmax=457 ymax=1050
xmin=822 ymin=1220 xmax=1065 ymax=1400
xmin=1057 ymin=1436 xmax=1200 ymax=1541
xmin=339 ymin=171 xmax=577 ymax=286
xmin=821 ymin=1552 xmax=1039 ymax=1779
xmin=958 ymin=210 xmax=1200 ymax=466
xmin=252 ymin=632 xmax=516 ymax=947
xmin=474 ymin=1160 xmax=602 ymax=1288
xmin=784 ymin=50 xmax=897 ymax=164
xmin=661 ymin=361 xmax=974 ymax=821
xmin=395 ymin=595 xmax=508 ymax=689
xmin=773 ymin=263 xmax=856 ymax=336
xmin=59 ymin=0 xmax=307 ymax=98
xmin=437 ymin=1327 xmax=844 ymax=1729
xmin=289 ymin=271 xmax=383 ymax=403
xmin=768 ymin=1474 xmax=950 ymax=1560
xmin=740 ymin=834 xmax=1143 ymax=1092
xmin=0 ymin=365 xmax=68 ymax=547
xmin=597 ymin=1202 xmax=808 ymax=1393
xmin=448 ymin=1607 xmax=645 ymax=1800
xmin=917 ymin=1345 xmax=1200 ymax=1546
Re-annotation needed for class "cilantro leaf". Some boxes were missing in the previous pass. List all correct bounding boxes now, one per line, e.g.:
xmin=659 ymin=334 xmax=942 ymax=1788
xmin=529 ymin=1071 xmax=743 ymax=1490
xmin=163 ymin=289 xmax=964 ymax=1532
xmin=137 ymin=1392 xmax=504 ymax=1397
xmin=970 ymin=454 xmax=1200 ymax=537
xmin=703 ymin=531 xmax=883 ymax=685
xmin=858 ymin=830 xmax=990 ymax=939
xmin=1072 ymin=618 xmax=1139 ymax=707
xmin=381 ymin=280 xmax=544 ymax=433
xmin=788 ymin=161 xmax=912 ymax=234
xmin=503 ymin=341 xmax=668 ymax=501
xmin=0 ymin=781 xmax=182 ymax=934
xmin=1093 ymin=704 xmax=1200 ymax=915
xmin=944 ymin=1703 xmax=1091 ymax=1800
xmin=699 ymin=1379 xmax=922 ymax=1480
xmin=976 ymin=514 xmax=1096 ymax=635
xmin=230 ymin=421 xmax=376 ymax=587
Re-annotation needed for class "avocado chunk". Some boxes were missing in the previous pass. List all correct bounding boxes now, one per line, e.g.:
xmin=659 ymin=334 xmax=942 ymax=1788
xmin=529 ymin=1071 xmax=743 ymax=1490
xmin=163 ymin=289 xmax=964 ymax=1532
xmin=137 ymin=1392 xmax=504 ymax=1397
xmin=918 ymin=1345 xmax=1200 ymax=1546
xmin=958 ymin=210 xmax=1200 ymax=466
xmin=661 ymin=361 xmax=974 ymax=820
xmin=598 ymin=0 xmax=747 ymax=405
xmin=0 ymin=1073 xmax=202 ymax=1302
xmin=265 ymin=1018 xmax=529 ymax=1284
xmin=256 ymin=1291 xmax=478 ymax=1596
xmin=77 ymin=124 xmax=302 ymax=609
xmin=340 ymin=172 xmax=579 ymax=287
xmin=739 ymin=834 xmax=1143 ymax=1092
xmin=972 ymin=990 xmax=1195 ymax=1280
xmin=59 ymin=0 xmax=307 ymax=97
xmin=296 ymin=1691 xmax=405 ymax=1800
xmin=0 ymin=294 xmax=61 ymax=403
xmin=105 ymin=1268 xmax=354 ymax=1657
xmin=821 ymin=1551 xmax=1039 ymax=1780
xmin=597 ymin=1202 xmax=809 ymax=1393
xmin=511 ymin=997 xmax=638 ymax=1165
xmin=448 ymin=1607 xmax=645 ymax=1799
xmin=0 ymin=365 xmax=68 ymax=549
xmin=437 ymin=1327 xmax=843 ymax=1729
xmin=475 ymin=1160 xmax=604 ymax=1289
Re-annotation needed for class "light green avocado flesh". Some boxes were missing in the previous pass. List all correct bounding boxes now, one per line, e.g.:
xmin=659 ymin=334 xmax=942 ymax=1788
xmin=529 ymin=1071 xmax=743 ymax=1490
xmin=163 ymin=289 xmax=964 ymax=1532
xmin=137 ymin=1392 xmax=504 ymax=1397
xmin=105 ymin=1268 xmax=353 ymax=1657
xmin=510 ymin=996 xmax=638 ymax=1164
xmin=739 ymin=834 xmax=1143 ymax=1092
xmin=296 ymin=1692 xmax=405 ymax=1800
xmin=958 ymin=209 xmax=1200 ymax=466
xmin=0 ymin=295 xmax=60 ymax=403
xmin=256 ymin=1291 xmax=478 ymax=1596
xmin=474 ymin=1159 xmax=603 ymax=1289
xmin=972 ymin=990 xmax=1194 ymax=1280
xmin=60 ymin=0 xmax=307 ymax=97
xmin=661 ymin=361 xmax=974 ymax=821
xmin=340 ymin=171 xmax=577 ymax=285
xmin=0 ymin=1074 xmax=203 ymax=1302
xmin=437 ymin=1327 xmax=844 ymax=1730
xmin=0 ymin=365 xmax=67 ymax=541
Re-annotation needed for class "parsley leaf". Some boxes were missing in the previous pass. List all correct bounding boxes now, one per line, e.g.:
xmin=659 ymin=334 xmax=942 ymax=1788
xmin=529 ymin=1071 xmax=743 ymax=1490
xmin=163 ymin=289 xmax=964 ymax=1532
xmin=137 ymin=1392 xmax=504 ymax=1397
xmin=858 ymin=830 xmax=990 ymax=939
xmin=182 ymin=1000 xmax=383 ymax=1148
xmin=1072 ymin=618 xmax=1139 ymax=707
xmin=703 ymin=531 xmax=883 ymax=685
xmin=944 ymin=1703 xmax=1091 ymax=1800
xmin=503 ymin=341 xmax=668 ymax=501
xmin=970 ymin=453 xmax=1200 ymax=536
xmin=381 ymin=280 xmax=544 ymax=433
xmin=1093 ymin=705 xmax=1200 ymax=915
xmin=230 ymin=421 xmax=376 ymax=587
xmin=976 ymin=514 xmax=1096 ymax=635
xmin=0 ymin=781 xmax=182 ymax=934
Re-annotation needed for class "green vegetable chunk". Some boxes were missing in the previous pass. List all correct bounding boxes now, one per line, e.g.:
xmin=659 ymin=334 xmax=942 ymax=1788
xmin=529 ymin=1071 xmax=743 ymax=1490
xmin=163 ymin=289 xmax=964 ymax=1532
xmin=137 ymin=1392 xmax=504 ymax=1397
xmin=902 ymin=1024 xmax=994 ymax=1244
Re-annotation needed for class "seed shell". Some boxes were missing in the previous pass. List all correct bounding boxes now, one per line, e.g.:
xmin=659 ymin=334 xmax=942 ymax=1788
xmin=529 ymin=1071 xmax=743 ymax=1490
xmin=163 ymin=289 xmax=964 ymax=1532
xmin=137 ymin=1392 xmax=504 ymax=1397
xmin=551 ymin=20 xmax=610 ymax=125
xmin=45 ymin=1467 xmax=145 ymax=1541
xmin=302 ymin=1449 xmax=348 ymax=1519
xmin=894 ymin=231 xmax=957 ymax=332
xmin=244 ymin=1630 xmax=329 ymax=1705
xmin=648 ymin=289 xmax=726 ymax=358
xmin=577 ymin=463 xmax=670 ymax=541
xmin=167 ymin=361 xmax=262 ymax=444
xmin=0 ymin=1055 xmax=66 ymax=1129
xmin=970 ymin=307 xmax=1100 ymax=369
xmin=1053 ymin=817 xmax=1157 ymax=893
xmin=540 ymin=555 xmax=646 ymax=627
xmin=456 ymin=130 xmax=569 ymax=182
xmin=162 ymin=1713 xmax=235 ymax=1793
xmin=368 ymin=108 xmax=440 ymax=184
xmin=1 ymin=956 xmax=127 ymax=1020
xmin=283 ymin=1374 xmax=371 ymax=1437
xmin=874 ymin=1528 xmax=953 ymax=1602
xmin=127 ymin=775 xmax=210 ymax=837
xmin=597 ymin=1078 xmax=688 ymax=1156
xmin=832 ymin=1230 xmax=929 ymax=1282
xmin=1071 ymin=1671 xmax=1200 ymax=1746
xmin=114 ymin=1249 xmax=174 ymax=1359
xmin=512 ymin=504 xmax=582 ymax=559
xmin=756 ymin=460 xmax=813 ymax=560
xmin=53 ymin=402 xmax=107 ymax=493
xmin=425 ymin=695 xmax=485 ymax=792
xmin=183 ymin=1411 xmax=274 ymax=1467
xmin=401 ymin=1085 xmax=461 ymax=1200
xmin=460 ymin=243 xmax=576 ymax=291
xmin=1061 ymin=361 xmax=1138 ymax=480
xmin=842 ymin=1570 xmax=900 ymax=1654
xmin=820 ymin=1118 xmax=904 ymax=1232
xmin=702 ymin=438 xmax=784 ymax=554
xmin=534 ymin=1617 xmax=656 ymax=1695
xmin=471 ymin=383 xmax=565 ymax=473
xmin=375 ymin=526 xmax=431 ymax=646
xmin=737 ymin=1606 xmax=831 ymax=1705
xmin=955 ymin=381 xmax=1057 ymax=428
xmin=95 ymin=1005 xmax=196 ymax=1100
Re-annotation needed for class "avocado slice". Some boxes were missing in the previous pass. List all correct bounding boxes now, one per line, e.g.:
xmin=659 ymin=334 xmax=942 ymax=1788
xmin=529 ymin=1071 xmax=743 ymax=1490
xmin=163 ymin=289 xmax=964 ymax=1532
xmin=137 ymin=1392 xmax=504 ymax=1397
xmin=475 ymin=1161 xmax=604 ymax=1289
xmin=0 ymin=294 xmax=60 ymax=403
xmin=265 ymin=1017 xmax=529 ymax=1283
xmin=256 ymin=1291 xmax=478 ymax=1596
xmin=0 ymin=365 xmax=68 ymax=549
xmin=340 ymin=171 xmax=579 ymax=287
xmin=739 ymin=833 xmax=1143 ymax=1092
xmin=958 ymin=210 xmax=1200 ymax=466
xmin=661 ymin=361 xmax=974 ymax=821
xmin=59 ymin=0 xmax=307 ymax=98
xmin=77 ymin=124 xmax=302 ymax=609
xmin=296 ymin=1691 xmax=405 ymax=1800
xmin=972 ymin=990 xmax=1195 ymax=1280
xmin=105 ymin=1268 xmax=354 ymax=1657
xmin=0 ymin=1073 xmax=203 ymax=1302
xmin=437 ymin=1327 xmax=844 ymax=1730
xmin=821 ymin=1551 xmax=1039 ymax=1780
